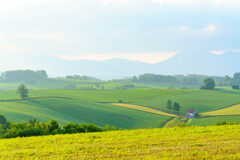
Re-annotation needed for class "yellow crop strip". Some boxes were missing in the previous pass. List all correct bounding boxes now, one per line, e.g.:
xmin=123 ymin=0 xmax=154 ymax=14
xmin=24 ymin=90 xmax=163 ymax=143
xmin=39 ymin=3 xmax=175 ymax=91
xmin=112 ymin=103 xmax=178 ymax=117
xmin=201 ymin=104 xmax=240 ymax=116
xmin=0 ymin=125 xmax=240 ymax=159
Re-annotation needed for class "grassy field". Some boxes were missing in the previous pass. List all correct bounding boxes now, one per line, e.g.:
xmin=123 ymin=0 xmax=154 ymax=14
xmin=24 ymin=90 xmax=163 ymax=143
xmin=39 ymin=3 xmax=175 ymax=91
xmin=133 ymin=89 xmax=240 ymax=114
xmin=0 ymin=98 xmax=171 ymax=129
xmin=0 ymin=125 xmax=240 ymax=159
xmin=0 ymin=88 xmax=240 ymax=128
xmin=112 ymin=103 xmax=178 ymax=117
xmin=190 ymin=115 xmax=240 ymax=126
xmin=29 ymin=89 xmax=185 ymax=102
xmin=163 ymin=118 xmax=190 ymax=127
xmin=201 ymin=104 xmax=240 ymax=116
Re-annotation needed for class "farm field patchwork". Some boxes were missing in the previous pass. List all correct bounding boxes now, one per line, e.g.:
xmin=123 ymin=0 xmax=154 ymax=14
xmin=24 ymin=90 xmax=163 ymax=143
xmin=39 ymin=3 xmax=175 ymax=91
xmin=0 ymin=98 xmax=171 ymax=129
xmin=133 ymin=89 xmax=240 ymax=114
xmin=112 ymin=103 xmax=177 ymax=117
xmin=0 ymin=125 xmax=240 ymax=159
xmin=201 ymin=104 xmax=240 ymax=116
xmin=0 ymin=88 xmax=240 ymax=128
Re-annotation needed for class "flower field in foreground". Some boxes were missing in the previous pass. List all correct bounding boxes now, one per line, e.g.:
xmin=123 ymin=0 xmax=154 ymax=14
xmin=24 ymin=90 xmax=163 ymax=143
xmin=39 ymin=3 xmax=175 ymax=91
xmin=0 ymin=125 xmax=240 ymax=159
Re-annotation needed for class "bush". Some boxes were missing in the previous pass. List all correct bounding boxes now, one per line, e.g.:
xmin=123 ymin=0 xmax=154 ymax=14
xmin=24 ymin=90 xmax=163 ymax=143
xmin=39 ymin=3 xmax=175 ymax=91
xmin=215 ymin=121 xmax=239 ymax=126
xmin=62 ymin=123 xmax=85 ymax=134
xmin=1 ymin=118 xmax=120 ymax=139
xmin=232 ymin=85 xmax=239 ymax=90
xmin=64 ymin=84 xmax=77 ymax=89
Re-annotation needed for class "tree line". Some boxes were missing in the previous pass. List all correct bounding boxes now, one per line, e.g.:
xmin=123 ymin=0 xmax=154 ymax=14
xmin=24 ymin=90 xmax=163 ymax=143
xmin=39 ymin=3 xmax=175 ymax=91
xmin=0 ymin=115 xmax=121 ymax=139
xmin=130 ymin=73 xmax=240 ymax=86
xmin=1 ymin=70 xmax=48 ymax=84
xmin=166 ymin=100 xmax=181 ymax=113
xmin=131 ymin=73 xmax=226 ymax=85
xmin=66 ymin=75 xmax=100 ymax=81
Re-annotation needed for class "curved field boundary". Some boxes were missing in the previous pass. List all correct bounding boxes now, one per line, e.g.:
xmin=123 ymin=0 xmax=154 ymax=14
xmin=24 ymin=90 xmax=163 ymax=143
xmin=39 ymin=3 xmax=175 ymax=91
xmin=0 ymin=96 xmax=74 ymax=103
xmin=112 ymin=103 xmax=178 ymax=117
xmin=201 ymin=104 xmax=240 ymax=116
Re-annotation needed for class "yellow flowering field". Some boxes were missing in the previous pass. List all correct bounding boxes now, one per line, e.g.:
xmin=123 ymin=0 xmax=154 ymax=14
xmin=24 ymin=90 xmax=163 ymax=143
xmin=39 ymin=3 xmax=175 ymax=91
xmin=0 ymin=125 xmax=240 ymax=159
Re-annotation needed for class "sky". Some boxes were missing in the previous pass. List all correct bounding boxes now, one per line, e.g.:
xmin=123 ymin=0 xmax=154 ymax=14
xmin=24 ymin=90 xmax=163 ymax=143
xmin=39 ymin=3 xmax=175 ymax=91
xmin=0 ymin=0 xmax=239 ymax=68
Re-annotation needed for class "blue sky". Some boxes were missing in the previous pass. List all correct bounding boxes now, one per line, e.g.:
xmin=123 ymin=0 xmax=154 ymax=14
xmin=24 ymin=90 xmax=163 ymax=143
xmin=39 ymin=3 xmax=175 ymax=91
xmin=0 ymin=0 xmax=239 ymax=69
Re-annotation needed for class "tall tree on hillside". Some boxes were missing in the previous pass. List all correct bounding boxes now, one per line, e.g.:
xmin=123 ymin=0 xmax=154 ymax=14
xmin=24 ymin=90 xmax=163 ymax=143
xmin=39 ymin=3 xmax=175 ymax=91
xmin=166 ymin=100 xmax=172 ymax=111
xmin=17 ymin=84 xmax=29 ymax=99
xmin=173 ymin=102 xmax=181 ymax=112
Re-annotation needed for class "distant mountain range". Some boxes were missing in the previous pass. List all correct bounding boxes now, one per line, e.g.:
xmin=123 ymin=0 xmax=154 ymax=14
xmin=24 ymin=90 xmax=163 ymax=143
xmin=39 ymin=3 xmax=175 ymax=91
xmin=1 ymin=51 xmax=240 ymax=79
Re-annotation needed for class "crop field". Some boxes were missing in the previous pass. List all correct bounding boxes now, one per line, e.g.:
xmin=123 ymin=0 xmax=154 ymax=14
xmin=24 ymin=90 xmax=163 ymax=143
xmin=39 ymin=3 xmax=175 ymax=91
xmin=0 ymin=125 xmax=240 ymax=159
xmin=201 ymin=104 xmax=240 ymax=116
xmin=112 ymin=103 xmax=177 ymax=117
xmin=133 ymin=89 xmax=240 ymax=114
xmin=0 ymin=98 xmax=171 ymax=129
xmin=190 ymin=115 xmax=240 ymax=126
xmin=0 ymin=88 xmax=240 ymax=128
xmin=29 ymin=89 xmax=185 ymax=102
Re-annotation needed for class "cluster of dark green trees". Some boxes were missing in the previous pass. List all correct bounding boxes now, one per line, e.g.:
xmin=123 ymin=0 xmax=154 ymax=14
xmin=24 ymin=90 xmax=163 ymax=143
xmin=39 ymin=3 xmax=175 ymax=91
xmin=166 ymin=100 xmax=181 ymax=112
xmin=0 ymin=115 xmax=120 ymax=139
xmin=132 ymin=73 xmax=227 ymax=85
xmin=115 ymin=85 xmax=135 ymax=90
xmin=134 ymin=74 xmax=179 ymax=84
xmin=66 ymin=75 xmax=100 ymax=81
xmin=232 ymin=85 xmax=239 ymax=90
xmin=220 ymin=73 xmax=240 ymax=86
xmin=200 ymin=78 xmax=215 ymax=90
xmin=131 ymin=73 xmax=240 ymax=87
xmin=1 ymin=70 xmax=48 ymax=84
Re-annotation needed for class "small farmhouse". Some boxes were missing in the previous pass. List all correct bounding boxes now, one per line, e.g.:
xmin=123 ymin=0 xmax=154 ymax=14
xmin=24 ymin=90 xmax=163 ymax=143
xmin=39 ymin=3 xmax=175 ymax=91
xmin=186 ymin=110 xmax=198 ymax=118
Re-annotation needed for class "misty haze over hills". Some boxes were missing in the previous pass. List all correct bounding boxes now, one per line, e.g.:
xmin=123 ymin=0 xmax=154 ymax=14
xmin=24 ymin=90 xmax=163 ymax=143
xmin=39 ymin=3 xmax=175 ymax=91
xmin=1 ymin=50 xmax=240 ymax=79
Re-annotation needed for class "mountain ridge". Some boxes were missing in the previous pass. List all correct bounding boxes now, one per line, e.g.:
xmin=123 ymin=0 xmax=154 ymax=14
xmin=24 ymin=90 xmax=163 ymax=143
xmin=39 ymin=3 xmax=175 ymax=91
xmin=0 ymin=51 xmax=239 ymax=79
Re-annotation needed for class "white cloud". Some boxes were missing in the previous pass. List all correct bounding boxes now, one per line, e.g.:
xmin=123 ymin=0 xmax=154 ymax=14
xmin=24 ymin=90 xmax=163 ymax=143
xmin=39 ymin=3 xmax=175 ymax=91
xmin=210 ymin=49 xmax=240 ymax=55
xmin=101 ymin=0 xmax=139 ymax=6
xmin=54 ymin=52 xmax=178 ymax=64
xmin=180 ymin=24 xmax=217 ymax=34
xmin=180 ymin=26 xmax=189 ymax=31
xmin=203 ymin=24 xmax=217 ymax=33
xmin=101 ymin=0 xmax=131 ymax=6
xmin=150 ymin=0 xmax=240 ymax=8
xmin=213 ymin=0 xmax=240 ymax=8
xmin=0 ymin=0 xmax=63 ymax=10
xmin=210 ymin=50 xmax=226 ymax=55
xmin=232 ymin=50 xmax=240 ymax=53
xmin=150 ymin=0 xmax=194 ymax=7
xmin=0 ymin=44 xmax=29 ymax=52
xmin=0 ymin=31 xmax=67 ymax=41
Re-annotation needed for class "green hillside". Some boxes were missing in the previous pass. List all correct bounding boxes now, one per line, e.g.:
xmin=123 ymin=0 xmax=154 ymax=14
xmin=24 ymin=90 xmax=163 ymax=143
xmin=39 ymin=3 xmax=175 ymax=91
xmin=190 ymin=116 xmax=240 ymax=126
xmin=0 ymin=125 xmax=239 ymax=159
xmin=0 ymin=98 xmax=171 ymax=129
xmin=133 ymin=89 xmax=240 ymax=114
xmin=0 ymin=88 xmax=240 ymax=128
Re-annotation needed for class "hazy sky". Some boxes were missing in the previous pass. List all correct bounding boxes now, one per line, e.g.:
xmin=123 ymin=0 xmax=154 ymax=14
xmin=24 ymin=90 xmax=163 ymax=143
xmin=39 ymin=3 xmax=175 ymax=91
xmin=0 ymin=0 xmax=239 ymax=66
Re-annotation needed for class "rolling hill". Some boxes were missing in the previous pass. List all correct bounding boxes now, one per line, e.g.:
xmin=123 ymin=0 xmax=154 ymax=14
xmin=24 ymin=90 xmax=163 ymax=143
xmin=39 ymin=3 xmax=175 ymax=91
xmin=0 ymin=88 xmax=240 ymax=128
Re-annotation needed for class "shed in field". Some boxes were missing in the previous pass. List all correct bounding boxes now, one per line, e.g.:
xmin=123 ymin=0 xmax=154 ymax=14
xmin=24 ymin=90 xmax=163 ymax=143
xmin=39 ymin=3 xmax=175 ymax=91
xmin=186 ymin=110 xmax=198 ymax=118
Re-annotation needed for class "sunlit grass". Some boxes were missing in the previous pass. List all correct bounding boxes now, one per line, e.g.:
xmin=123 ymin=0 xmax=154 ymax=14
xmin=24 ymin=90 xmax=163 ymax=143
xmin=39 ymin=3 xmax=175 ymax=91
xmin=112 ymin=103 xmax=178 ymax=117
xmin=0 ymin=125 xmax=239 ymax=159
xmin=201 ymin=104 xmax=240 ymax=116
